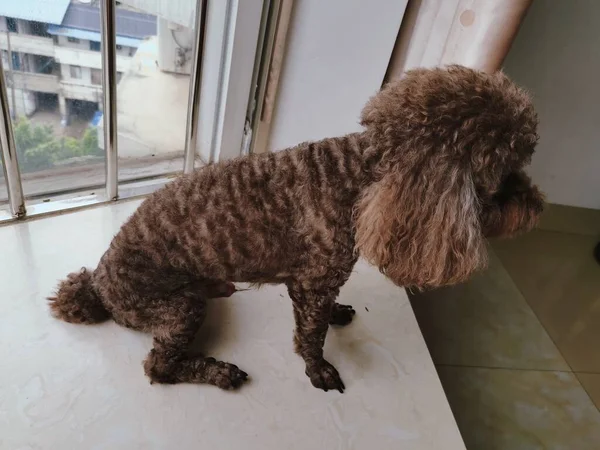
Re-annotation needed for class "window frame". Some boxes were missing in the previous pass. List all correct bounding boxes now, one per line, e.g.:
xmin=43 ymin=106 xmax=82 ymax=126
xmin=69 ymin=64 xmax=82 ymax=79
xmin=0 ymin=0 xmax=269 ymax=223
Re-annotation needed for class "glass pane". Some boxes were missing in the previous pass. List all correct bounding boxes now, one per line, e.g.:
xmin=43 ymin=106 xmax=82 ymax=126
xmin=0 ymin=174 xmax=8 ymax=214
xmin=0 ymin=2 xmax=106 ymax=204
xmin=114 ymin=0 xmax=195 ymax=183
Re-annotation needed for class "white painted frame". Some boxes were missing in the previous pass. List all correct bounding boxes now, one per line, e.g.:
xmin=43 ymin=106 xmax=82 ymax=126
xmin=197 ymin=0 xmax=264 ymax=163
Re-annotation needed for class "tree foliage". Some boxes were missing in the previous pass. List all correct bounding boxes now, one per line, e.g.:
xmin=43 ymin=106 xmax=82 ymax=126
xmin=9 ymin=118 xmax=102 ymax=172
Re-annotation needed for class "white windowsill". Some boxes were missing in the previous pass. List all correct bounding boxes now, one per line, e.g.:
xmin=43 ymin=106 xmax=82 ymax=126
xmin=0 ymin=200 xmax=464 ymax=449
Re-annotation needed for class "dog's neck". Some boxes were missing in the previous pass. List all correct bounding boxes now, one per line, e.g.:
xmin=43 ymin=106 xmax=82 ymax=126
xmin=339 ymin=130 xmax=385 ymax=185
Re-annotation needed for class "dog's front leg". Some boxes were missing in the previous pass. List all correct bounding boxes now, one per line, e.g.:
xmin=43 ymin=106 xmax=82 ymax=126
xmin=287 ymin=282 xmax=345 ymax=393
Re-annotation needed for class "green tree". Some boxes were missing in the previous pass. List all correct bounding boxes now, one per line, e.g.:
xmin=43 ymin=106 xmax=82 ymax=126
xmin=57 ymin=136 xmax=83 ymax=160
xmin=80 ymin=128 xmax=101 ymax=156
xmin=22 ymin=139 xmax=61 ymax=171
xmin=12 ymin=118 xmax=102 ymax=172
xmin=14 ymin=118 xmax=58 ymax=171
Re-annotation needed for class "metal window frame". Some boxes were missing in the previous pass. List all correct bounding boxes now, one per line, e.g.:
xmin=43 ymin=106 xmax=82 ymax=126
xmin=100 ymin=0 xmax=119 ymax=200
xmin=184 ymin=0 xmax=209 ymax=174
xmin=0 ymin=0 xmax=265 ymax=224
xmin=0 ymin=52 xmax=25 ymax=218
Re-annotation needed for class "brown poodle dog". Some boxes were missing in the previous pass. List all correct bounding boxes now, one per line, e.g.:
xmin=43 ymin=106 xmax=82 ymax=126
xmin=49 ymin=65 xmax=544 ymax=393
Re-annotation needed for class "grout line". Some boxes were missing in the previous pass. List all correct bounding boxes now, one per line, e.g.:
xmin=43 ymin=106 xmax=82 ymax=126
xmin=533 ymin=226 xmax=600 ymax=239
xmin=573 ymin=372 xmax=600 ymax=412
xmin=492 ymin=248 xmax=600 ymax=414
xmin=435 ymin=363 xmax=573 ymax=374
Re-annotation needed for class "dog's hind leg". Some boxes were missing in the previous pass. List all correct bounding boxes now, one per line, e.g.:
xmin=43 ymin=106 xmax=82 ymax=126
xmin=142 ymin=289 xmax=248 ymax=390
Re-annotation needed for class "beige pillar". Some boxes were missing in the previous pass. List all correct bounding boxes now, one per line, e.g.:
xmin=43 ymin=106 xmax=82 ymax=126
xmin=385 ymin=0 xmax=533 ymax=81
xmin=58 ymin=94 xmax=68 ymax=126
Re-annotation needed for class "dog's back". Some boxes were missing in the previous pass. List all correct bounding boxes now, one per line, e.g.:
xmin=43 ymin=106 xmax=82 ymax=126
xmin=99 ymin=132 xmax=368 ymax=289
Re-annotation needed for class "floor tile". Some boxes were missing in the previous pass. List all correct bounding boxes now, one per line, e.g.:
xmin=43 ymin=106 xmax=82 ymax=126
xmin=492 ymin=230 xmax=600 ymax=373
xmin=437 ymin=366 xmax=600 ymax=450
xmin=409 ymin=251 xmax=569 ymax=371
xmin=577 ymin=373 xmax=600 ymax=411
xmin=538 ymin=203 xmax=600 ymax=237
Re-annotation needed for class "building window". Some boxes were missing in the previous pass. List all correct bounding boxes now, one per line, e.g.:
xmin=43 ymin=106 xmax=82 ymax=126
xmin=90 ymin=41 xmax=101 ymax=52
xmin=91 ymin=69 xmax=102 ymax=85
xmin=70 ymin=65 xmax=82 ymax=79
xmin=6 ymin=18 xmax=17 ymax=33
xmin=67 ymin=37 xmax=81 ymax=44
xmin=12 ymin=53 xmax=21 ymax=71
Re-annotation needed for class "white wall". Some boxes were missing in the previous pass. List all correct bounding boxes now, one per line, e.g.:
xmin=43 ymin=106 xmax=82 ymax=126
xmin=60 ymin=63 xmax=93 ymax=85
xmin=157 ymin=17 xmax=193 ymax=74
xmin=268 ymin=0 xmax=407 ymax=151
xmin=57 ymin=35 xmax=133 ymax=56
xmin=57 ymin=35 xmax=90 ymax=51
xmin=503 ymin=0 xmax=600 ymax=209
xmin=8 ymin=88 xmax=36 ymax=117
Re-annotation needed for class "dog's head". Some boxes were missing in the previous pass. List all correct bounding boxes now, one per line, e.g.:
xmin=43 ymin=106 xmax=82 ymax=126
xmin=355 ymin=65 xmax=544 ymax=289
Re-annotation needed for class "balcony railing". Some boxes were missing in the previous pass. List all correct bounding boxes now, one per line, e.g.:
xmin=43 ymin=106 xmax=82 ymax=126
xmin=0 ymin=33 xmax=55 ymax=58
xmin=7 ymin=71 xmax=60 ymax=94
xmin=54 ymin=46 xmax=132 ymax=73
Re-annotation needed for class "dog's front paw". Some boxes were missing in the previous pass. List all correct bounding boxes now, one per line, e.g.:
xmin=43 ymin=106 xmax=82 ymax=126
xmin=204 ymin=359 xmax=249 ymax=390
xmin=330 ymin=303 xmax=356 ymax=326
xmin=305 ymin=360 xmax=345 ymax=393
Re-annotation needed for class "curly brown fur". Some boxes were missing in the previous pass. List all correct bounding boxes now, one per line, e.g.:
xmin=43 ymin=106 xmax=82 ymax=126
xmin=48 ymin=268 xmax=110 ymax=324
xmin=356 ymin=65 xmax=542 ymax=289
xmin=480 ymin=170 xmax=545 ymax=238
xmin=49 ymin=65 xmax=544 ymax=392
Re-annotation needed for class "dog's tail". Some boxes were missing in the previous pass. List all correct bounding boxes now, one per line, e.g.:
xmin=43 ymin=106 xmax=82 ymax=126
xmin=48 ymin=268 xmax=111 ymax=324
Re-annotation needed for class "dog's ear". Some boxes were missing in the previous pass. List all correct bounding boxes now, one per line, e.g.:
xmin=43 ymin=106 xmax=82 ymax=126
xmin=356 ymin=65 xmax=539 ymax=289
xmin=354 ymin=149 xmax=487 ymax=289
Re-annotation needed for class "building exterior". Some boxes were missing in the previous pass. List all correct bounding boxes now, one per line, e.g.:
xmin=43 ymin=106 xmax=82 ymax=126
xmin=0 ymin=0 xmax=156 ymax=122
xmin=0 ymin=0 xmax=199 ymax=162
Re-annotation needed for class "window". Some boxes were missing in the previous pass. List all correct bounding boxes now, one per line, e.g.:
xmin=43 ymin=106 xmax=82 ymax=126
xmin=6 ymin=18 xmax=17 ymax=33
xmin=70 ymin=65 xmax=82 ymax=79
xmin=11 ymin=52 xmax=21 ymax=71
xmin=91 ymin=69 xmax=102 ymax=85
xmin=0 ymin=0 xmax=263 ymax=221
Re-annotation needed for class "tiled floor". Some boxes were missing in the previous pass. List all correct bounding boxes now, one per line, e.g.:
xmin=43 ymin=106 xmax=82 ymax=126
xmin=410 ymin=204 xmax=600 ymax=449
